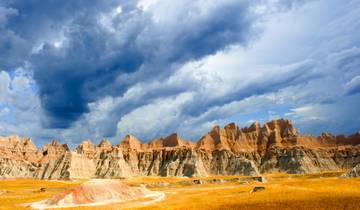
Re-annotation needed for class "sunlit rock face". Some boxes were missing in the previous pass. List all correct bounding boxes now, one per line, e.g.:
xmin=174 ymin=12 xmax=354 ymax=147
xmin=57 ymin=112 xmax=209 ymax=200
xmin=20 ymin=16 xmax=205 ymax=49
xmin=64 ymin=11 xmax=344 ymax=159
xmin=1 ymin=119 xmax=360 ymax=179
xmin=0 ymin=136 xmax=41 ymax=178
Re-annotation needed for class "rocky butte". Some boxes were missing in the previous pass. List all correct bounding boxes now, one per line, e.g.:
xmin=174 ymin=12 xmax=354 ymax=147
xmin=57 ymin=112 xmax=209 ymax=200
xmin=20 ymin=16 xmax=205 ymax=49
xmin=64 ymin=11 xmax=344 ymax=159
xmin=1 ymin=119 xmax=360 ymax=179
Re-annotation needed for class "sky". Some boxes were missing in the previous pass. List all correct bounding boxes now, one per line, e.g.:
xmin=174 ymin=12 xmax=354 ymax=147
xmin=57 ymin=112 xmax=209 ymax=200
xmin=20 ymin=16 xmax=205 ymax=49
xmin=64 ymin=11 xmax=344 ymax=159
xmin=0 ymin=0 xmax=360 ymax=147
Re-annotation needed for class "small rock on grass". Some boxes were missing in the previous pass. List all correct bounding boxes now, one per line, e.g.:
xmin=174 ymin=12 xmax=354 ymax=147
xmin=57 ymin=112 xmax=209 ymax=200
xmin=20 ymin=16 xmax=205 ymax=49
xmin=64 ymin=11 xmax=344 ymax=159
xmin=193 ymin=179 xmax=204 ymax=184
xmin=250 ymin=186 xmax=265 ymax=193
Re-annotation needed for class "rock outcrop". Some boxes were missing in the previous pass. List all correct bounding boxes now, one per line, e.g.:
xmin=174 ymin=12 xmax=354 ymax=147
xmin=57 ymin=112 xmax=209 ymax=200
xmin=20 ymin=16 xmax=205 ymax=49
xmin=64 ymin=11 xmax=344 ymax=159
xmin=29 ymin=179 xmax=163 ymax=209
xmin=342 ymin=164 xmax=360 ymax=178
xmin=1 ymin=119 xmax=360 ymax=179
xmin=0 ymin=136 xmax=40 ymax=178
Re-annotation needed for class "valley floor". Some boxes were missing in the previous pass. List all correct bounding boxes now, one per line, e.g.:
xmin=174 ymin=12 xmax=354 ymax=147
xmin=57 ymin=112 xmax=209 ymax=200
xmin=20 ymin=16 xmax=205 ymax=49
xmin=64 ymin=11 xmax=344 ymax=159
xmin=1 ymin=172 xmax=360 ymax=210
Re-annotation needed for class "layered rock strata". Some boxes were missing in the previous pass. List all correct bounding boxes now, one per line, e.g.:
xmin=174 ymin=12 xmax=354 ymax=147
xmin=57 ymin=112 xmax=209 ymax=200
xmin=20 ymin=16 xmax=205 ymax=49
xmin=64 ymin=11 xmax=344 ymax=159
xmin=1 ymin=119 xmax=360 ymax=179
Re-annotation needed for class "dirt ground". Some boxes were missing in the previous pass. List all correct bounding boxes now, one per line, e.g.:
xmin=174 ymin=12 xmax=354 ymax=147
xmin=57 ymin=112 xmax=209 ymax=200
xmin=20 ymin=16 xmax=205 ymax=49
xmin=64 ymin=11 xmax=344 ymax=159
xmin=1 ymin=172 xmax=360 ymax=210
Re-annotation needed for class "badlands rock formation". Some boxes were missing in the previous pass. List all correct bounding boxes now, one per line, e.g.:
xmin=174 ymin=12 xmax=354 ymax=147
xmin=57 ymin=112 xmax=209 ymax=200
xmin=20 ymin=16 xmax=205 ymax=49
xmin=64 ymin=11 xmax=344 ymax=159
xmin=342 ymin=164 xmax=360 ymax=178
xmin=1 ymin=119 xmax=360 ymax=179
xmin=30 ymin=179 xmax=164 ymax=209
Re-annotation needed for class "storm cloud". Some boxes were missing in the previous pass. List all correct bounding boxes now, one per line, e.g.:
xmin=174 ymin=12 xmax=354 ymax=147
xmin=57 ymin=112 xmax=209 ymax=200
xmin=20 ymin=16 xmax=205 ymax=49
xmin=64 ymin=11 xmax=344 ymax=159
xmin=0 ymin=0 xmax=359 ymax=145
xmin=1 ymin=0 xmax=261 ymax=128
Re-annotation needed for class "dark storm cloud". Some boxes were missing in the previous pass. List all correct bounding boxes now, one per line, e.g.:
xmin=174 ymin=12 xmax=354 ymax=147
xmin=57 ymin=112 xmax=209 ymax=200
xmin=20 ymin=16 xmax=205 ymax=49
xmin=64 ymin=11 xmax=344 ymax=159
xmin=0 ymin=0 xmax=262 ymax=128
xmin=0 ymin=4 xmax=29 ymax=69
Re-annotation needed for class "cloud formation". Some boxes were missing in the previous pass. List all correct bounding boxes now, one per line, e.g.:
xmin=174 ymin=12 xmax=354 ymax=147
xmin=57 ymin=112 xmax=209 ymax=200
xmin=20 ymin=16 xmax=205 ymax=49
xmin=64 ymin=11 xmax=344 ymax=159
xmin=1 ymin=0 xmax=261 ymax=128
xmin=0 ymin=0 xmax=360 ymax=145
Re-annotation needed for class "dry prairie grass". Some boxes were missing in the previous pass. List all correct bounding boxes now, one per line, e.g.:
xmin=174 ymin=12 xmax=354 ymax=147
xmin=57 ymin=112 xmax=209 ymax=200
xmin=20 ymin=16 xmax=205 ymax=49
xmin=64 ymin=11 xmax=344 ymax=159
xmin=1 ymin=173 xmax=360 ymax=210
xmin=0 ymin=179 xmax=83 ymax=210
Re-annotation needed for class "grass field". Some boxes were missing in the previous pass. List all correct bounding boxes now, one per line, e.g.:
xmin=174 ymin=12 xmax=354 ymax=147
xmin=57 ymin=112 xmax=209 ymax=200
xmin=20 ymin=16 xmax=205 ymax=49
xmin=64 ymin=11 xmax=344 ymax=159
xmin=1 ymin=172 xmax=360 ymax=210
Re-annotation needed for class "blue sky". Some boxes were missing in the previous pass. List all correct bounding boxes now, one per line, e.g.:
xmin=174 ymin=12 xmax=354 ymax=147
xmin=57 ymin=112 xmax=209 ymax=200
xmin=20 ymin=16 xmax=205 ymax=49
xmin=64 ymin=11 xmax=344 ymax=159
xmin=0 ymin=0 xmax=360 ymax=147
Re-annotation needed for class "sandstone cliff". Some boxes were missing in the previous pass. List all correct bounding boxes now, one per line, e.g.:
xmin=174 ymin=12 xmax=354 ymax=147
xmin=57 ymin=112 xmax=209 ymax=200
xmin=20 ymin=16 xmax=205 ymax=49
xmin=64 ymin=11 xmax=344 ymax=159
xmin=1 ymin=119 xmax=360 ymax=179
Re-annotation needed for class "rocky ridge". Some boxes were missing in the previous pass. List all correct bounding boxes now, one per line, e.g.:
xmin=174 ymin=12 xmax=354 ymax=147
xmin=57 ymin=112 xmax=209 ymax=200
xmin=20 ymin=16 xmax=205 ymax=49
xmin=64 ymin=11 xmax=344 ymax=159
xmin=1 ymin=119 xmax=360 ymax=179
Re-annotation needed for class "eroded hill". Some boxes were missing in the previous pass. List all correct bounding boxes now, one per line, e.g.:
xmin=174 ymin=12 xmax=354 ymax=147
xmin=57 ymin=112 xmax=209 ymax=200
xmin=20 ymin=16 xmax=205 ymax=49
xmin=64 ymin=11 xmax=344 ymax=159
xmin=1 ymin=119 xmax=360 ymax=179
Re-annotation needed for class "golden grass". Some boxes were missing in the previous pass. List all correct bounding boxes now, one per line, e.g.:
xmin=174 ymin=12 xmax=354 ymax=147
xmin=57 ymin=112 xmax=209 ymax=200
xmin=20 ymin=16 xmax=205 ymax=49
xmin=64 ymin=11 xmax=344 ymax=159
xmin=1 ymin=173 xmax=360 ymax=210
xmin=0 ymin=179 xmax=83 ymax=210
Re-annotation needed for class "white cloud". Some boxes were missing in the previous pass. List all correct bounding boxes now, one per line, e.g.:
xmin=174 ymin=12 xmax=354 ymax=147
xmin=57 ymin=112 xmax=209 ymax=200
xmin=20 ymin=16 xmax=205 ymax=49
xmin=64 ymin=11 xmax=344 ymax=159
xmin=0 ymin=69 xmax=49 ymax=145
xmin=291 ymin=106 xmax=314 ymax=115
xmin=116 ymin=92 xmax=193 ymax=141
